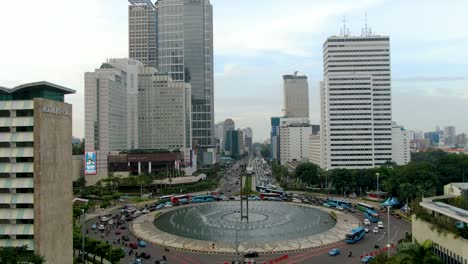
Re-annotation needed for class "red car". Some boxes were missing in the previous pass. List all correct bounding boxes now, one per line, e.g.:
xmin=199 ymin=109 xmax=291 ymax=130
xmin=139 ymin=252 xmax=151 ymax=259
xmin=129 ymin=242 xmax=138 ymax=249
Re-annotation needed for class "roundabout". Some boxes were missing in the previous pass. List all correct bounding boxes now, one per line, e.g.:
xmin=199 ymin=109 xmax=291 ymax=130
xmin=130 ymin=201 xmax=361 ymax=254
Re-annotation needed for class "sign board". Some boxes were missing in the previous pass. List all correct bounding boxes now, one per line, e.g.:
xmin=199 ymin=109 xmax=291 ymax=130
xmin=84 ymin=151 xmax=97 ymax=175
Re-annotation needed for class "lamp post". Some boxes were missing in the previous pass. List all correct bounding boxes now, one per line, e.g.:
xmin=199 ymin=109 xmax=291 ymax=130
xmin=325 ymin=168 xmax=329 ymax=198
xmin=376 ymin=172 xmax=380 ymax=201
xmin=235 ymin=210 xmax=239 ymax=262
xmin=81 ymin=209 xmax=85 ymax=264
xmin=387 ymin=205 xmax=391 ymax=258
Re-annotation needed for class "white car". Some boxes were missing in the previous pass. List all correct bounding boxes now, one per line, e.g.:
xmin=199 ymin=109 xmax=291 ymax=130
xmin=336 ymin=206 xmax=344 ymax=211
xmin=364 ymin=219 xmax=371 ymax=226
xmin=98 ymin=224 xmax=105 ymax=231
xmin=101 ymin=216 xmax=108 ymax=222
xmin=292 ymin=198 xmax=301 ymax=203
xmin=108 ymin=219 xmax=114 ymax=225
xmin=378 ymin=221 xmax=384 ymax=229
xmin=142 ymin=208 xmax=150 ymax=214
xmin=373 ymin=227 xmax=379 ymax=234
xmin=364 ymin=228 xmax=370 ymax=233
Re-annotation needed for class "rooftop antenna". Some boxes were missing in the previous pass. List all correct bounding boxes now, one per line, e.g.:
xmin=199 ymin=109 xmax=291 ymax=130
xmin=362 ymin=12 xmax=373 ymax=36
xmin=340 ymin=16 xmax=349 ymax=37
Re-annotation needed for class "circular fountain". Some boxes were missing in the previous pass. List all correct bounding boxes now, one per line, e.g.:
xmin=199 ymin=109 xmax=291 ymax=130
xmin=154 ymin=201 xmax=335 ymax=242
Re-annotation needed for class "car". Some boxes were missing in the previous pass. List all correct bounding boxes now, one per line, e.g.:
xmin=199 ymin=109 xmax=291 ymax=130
xmin=100 ymin=216 xmax=108 ymax=222
xmin=364 ymin=219 xmax=371 ymax=226
xmin=115 ymin=230 xmax=122 ymax=235
xmin=328 ymin=248 xmax=340 ymax=256
xmin=129 ymin=242 xmax=138 ymax=249
xmin=373 ymin=227 xmax=379 ymax=234
xmin=347 ymin=208 xmax=356 ymax=213
xmin=292 ymin=198 xmax=301 ymax=203
xmin=361 ymin=256 xmax=375 ymax=263
xmin=91 ymin=224 xmax=97 ymax=230
xmin=234 ymin=196 xmax=241 ymax=201
xmin=243 ymin=259 xmax=256 ymax=264
xmin=364 ymin=228 xmax=370 ymax=233
xmin=126 ymin=216 xmax=133 ymax=221
xmin=139 ymin=252 xmax=151 ymax=259
xmin=156 ymin=203 xmax=165 ymax=210
xmin=121 ymin=235 xmax=130 ymax=241
xmin=98 ymin=224 xmax=105 ymax=231
xmin=138 ymin=240 xmax=147 ymax=247
xmin=244 ymin=251 xmax=259 ymax=258
xmin=395 ymin=214 xmax=402 ymax=219
xmin=378 ymin=221 xmax=384 ymax=229
xmin=323 ymin=202 xmax=332 ymax=207
xmin=142 ymin=208 xmax=150 ymax=214
xmin=336 ymin=206 xmax=344 ymax=211
xmin=108 ymin=220 xmax=114 ymax=225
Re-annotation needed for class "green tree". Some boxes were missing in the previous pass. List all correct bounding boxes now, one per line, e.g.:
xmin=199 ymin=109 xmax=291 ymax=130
xmin=391 ymin=240 xmax=443 ymax=264
xmin=0 ymin=246 xmax=45 ymax=264
xmin=330 ymin=169 xmax=352 ymax=194
xmin=294 ymin=162 xmax=321 ymax=186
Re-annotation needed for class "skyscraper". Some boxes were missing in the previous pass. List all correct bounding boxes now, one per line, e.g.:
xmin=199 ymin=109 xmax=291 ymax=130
xmin=156 ymin=0 xmax=214 ymax=153
xmin=128 ymin=0 xmax=157 ymax=67
xmin=138 ymin=68 xmax=192 ymax=150
xmin=283 ymin=72 xmax=309 ymax=118
xmin=320 ymin=31 xmax=392 ymax=169
xmin=85 ymin=62 xmax=128 ymax=174
xmin=444 ymin=126 xmax=456 ymax=146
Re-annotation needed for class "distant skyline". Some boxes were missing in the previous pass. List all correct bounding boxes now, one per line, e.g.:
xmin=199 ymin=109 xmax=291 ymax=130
xmin=1 ymin=0 xmax=468 ymax=142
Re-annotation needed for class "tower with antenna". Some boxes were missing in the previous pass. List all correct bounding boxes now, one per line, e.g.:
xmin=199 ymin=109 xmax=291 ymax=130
xmin=361 ymin=13 xmax=373 ymax=37
xmin=340 ymin=16 xmax=350 ymax=37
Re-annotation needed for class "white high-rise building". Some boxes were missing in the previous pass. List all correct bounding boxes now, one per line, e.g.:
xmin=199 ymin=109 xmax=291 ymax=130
xmin=85 ymin=62 xmax=128 ymax=174
xmin=283 ymin=72 xmax=309 ymax=118
xmin=279 ymin=118 xmax=312 ymax=165
xmin=309 ymin=134 xmax=321 ymax=166
xmin=320 ymin=33 xmax=392 ymax=169
xmin=391 ymin=122 xmax=411 ymax=165
xmin=138 ymin=69 xmax=192 ymax=150
xmin=107 ymin=58 xmax=144 ymax=149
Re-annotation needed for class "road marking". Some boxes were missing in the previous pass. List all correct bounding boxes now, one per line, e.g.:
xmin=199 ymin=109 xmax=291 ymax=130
xmin=377 ymin=233 xmax=386 ymax=242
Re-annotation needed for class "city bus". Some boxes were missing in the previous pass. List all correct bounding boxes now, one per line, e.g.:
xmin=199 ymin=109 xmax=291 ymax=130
xmin=260 ymin=193 xmax=281 ymax=201
xmin=159 ymin=195 xmax=174 ymax=203
xmin=328 ymin=198 xmax=352 ymax=209
xmin=171 ymin=194 xmax=190 ymax=204
xmin=191 ymin=195 xmax=214 ymax=203
xmin=345 ymin=226 xmax=366 ymax=244
xmin=365 ymin=209 xmax=380 ymax=223
xmin=356 ymin=202 xmax=375 ymax=212
xmin=270 ymin=189 xmax=285 ymax=196
xmin=256 ymin=186 xmax=269 ymax=192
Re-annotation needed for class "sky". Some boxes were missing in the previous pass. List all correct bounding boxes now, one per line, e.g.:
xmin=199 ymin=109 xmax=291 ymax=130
xmin=1 ymin=0 xmax=468 ymax=142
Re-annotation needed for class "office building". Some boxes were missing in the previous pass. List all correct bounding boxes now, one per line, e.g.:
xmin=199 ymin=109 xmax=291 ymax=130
xmin=283 ymin=72 xmax=309 ymax=118
xmin=270 ymin=117 xmax=280 ymax=160
xmin=107 ymin=58 xmax=144 ymax=149
xmin=243 ymin=127 xmax=253 ymax=152
xmin=128 ymin=0 xmax=157 ymax=67
xmin=279 ymin=118 xmax=312 ymax=165
xmin=0 ymin=82 xmax=75 ymax=263
xmin=320 ymin=32 xmax=392 ymax=169
xmin=456 ymin=133 xmax=467 ymax=148
xmin=309 ymin=134 xmax=321 ymax=166
xmin=214 ymin=122 xmax=224 ymax=153
xmin=156 ymin=0 xmax=215 ymax=157
xmin=85 ymin=62 xmax=128 ymax=175
xmin=391 ymin=122 xmax=411 ymax=165
xmin=444 ymin=126 xmax=456 ymax=146
xmin=138 ymin=69 xmax=192 ymax=150
xmin=225 ymin=129 xmax=243 ymax=158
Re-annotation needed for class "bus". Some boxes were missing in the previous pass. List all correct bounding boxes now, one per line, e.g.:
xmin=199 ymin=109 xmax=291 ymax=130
xmin=356 ymin=202 xmax=375 ymax=212
xmin=171 ymin=194 xmax=190 ymax=204
xmin=256 ymin=186 xmax=269 ymax=192
xmin=328 ymin=198 xmax=352 ymax=209
xmin=365 ymin=209 xmax=380 ymax=223
xmin=270 ymin=189 xmax=285 ymax=196
xmin=159 ymin=195 xmax=174 ymax=203
xmin=191 ymin=195 xmax=214 ymax=203
xmin=345 ymin=226 xmax=366 ymax=244
xmin=260 ymin=193 xmax=281 ymax=201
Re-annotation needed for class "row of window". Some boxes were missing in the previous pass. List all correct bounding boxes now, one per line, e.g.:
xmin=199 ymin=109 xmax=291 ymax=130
xmin=329 ymin=88 xmax=370 ymax=91
xmin=328 ymin=54 xmax=389 ymax=58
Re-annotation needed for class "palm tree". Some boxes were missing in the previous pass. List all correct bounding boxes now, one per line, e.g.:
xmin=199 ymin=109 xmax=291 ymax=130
xmin=391 ymin=240 xmax=443 ymax=264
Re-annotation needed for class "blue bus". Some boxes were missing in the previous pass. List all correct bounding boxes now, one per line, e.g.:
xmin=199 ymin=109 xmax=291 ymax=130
xmin=328 ymin=198 xmax=352 ymax=209
xmin=345 ymin=226 xmax=366 ymax=244
xmin=191 ymin=195 xmax=214 ymax=203
xmin=365 ymin=209 xmax=380 ymax=223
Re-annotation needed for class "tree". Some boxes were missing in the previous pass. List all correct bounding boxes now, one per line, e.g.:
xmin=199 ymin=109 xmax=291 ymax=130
xmin=294 ymin=162 xmax=320 ymax=186
xmin=391 ymin=240 xmax=443 ymax=264
xmin=0 ymin=246 xmax=45 ymax=264
xmin=330 ymin=169 xmax=352 ymax=194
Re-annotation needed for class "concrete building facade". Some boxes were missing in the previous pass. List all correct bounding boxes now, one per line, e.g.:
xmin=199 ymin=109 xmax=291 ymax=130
xmin=391 ymin=122 xmax=411 ymax=165
xmin=283 ymin=72 xmax=309 ymax=118
xmin=320 ymin=34 xmax=392 ymax=169
xmin=270 ymin=117 xmax=281 ymax=161
xmin=128 ymin=0 xmax=157 ymax=67
xmin=0 ymin=82 xmax=75 ymax=263
xmin=279 ymin=118 xmax=312 ymax=165
xmin=156 ymin=0 xmax=215 ymax=154
xmin=138 ymin=70 xmax=192 ymax=151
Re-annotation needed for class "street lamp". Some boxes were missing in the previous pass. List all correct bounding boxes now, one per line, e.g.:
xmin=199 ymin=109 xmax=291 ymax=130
xmin=376 ymin=172 xmax=380 ymax=201
xmin=387 ymin=205 xmax=391 ymax=258
xmin=235 ymin=210 xmax=240 ymax=262
xmin=325 ymin=168 xmax=329 ymax=198
xmin=81 ymin=209 xmax=85 ymax=264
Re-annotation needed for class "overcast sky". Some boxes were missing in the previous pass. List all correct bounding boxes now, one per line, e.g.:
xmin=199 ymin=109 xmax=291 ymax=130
xmin=1 ymin=0 xmax=467 ymax=142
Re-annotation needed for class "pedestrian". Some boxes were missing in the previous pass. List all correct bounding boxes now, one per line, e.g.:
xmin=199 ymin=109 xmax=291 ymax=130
xmin=118 ymin=238 xmax=120 ymax=244
xmin=163 ymin=255 xmax=166 ymax=261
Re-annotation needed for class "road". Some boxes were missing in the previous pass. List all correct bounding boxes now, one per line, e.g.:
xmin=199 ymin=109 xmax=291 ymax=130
xmin=216 ymin=158 xmax=246 ymax=196
xmin=84 ymin=199 xmax=410 ymax=264
xmin=252 ymin=155 xmax=281 ymax=191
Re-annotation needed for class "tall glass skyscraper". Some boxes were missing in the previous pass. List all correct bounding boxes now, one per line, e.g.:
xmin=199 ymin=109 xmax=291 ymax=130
xmin=156 ymin=0 xmax=214 ymax=149
xmin=128 ymin=0 xmax=157 ymax=67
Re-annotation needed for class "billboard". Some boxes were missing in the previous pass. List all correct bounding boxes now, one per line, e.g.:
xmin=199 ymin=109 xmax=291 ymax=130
xmin=84 ymin=151 xmax=97 ymax=175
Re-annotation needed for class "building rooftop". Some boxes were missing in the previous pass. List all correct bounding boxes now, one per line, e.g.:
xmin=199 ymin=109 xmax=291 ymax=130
xmin=0 ymin=81 xmax=75 ymax=102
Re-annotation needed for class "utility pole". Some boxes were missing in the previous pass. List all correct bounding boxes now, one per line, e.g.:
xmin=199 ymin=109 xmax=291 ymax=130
xmin=387 ymin=205 xmax=391 ymax=258
xmin=376 ymin=172 xmax=380 ymax=201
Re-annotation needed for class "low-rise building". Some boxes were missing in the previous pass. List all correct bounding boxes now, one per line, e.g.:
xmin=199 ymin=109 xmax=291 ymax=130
xmin=279 ymin=118 xmax=312 ymax=165
xmin=413 ymin=182 xmax=468 ymax=263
